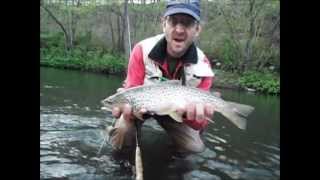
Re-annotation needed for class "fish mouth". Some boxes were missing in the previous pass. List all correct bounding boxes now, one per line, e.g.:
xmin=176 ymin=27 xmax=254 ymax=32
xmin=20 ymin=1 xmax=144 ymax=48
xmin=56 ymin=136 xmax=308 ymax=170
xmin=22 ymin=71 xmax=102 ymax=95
xmin=101 ymin=98 xmax=113 ymax=111
xmin=101 ymin=98 xmax=108 ymax=105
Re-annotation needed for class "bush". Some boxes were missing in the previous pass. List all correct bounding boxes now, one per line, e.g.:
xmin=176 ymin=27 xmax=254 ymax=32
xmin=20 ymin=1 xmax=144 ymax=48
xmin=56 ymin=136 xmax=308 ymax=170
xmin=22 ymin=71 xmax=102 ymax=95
xmin=215 ymin=37 xmax=240 ymax=71
xmin=41 ymin=32 xmax=65 ymax=48
xmin=40 ymin=43 xmax=126 ymax=74
xmin=238 ymin=71 xmax=280 ymax=95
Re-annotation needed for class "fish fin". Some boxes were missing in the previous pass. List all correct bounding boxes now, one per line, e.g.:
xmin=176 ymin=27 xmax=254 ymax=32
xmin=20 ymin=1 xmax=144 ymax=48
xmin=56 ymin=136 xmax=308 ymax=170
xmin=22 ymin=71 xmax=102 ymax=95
xmin=135 ymin=112 xmax=145 ymax=121
xmin=205 ymin=117 xmax=214 ymax=124
xmin=108 ymin=115 xmax=136 ymax=150
xmin=108 ymin=118 xmax=125 ymax=150
xmin=220 ymin=109 xmax=247 ymax=130
xmin=168 ymin=112 xmax=183 ymax=123
xmin=226 ymin=101 xmax=255 ymax=117
xmin=152 ymin=102 xmax=184 ymax=123
xmin=159 ymin=80 xmax=182 ymax=85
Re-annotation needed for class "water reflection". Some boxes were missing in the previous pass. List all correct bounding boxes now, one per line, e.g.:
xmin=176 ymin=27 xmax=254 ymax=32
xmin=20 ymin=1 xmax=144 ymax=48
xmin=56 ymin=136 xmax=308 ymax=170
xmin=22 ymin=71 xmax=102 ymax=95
xmin=40 ymin=67 xmax=279 ymax=180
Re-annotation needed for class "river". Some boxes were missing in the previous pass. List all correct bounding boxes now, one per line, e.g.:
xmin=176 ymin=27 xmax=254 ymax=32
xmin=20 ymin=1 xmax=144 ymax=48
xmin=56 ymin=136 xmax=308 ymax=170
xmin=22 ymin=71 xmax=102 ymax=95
xmin=40 ymin=67 xmax=280 ymax=180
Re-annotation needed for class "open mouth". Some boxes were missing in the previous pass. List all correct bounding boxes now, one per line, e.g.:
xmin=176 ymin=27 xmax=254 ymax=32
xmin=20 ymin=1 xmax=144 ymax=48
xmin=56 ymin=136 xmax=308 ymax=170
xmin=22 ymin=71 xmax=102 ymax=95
xmin=173 ymin=38 xmax=184 ymax=43
xmin=173 ymin=37 xmax=185 ymax=47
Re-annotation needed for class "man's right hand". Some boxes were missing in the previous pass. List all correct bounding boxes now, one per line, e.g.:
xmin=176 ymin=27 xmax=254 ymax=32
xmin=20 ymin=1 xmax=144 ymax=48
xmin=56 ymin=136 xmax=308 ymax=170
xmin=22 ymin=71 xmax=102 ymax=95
xmin=112 ymin=104 xmax=147 ymax=122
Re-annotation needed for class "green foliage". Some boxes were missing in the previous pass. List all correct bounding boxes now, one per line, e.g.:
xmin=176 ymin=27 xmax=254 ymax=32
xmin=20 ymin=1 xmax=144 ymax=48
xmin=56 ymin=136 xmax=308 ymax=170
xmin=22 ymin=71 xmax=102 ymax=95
xmin=40 ymin=32 xmax=65 ymax=48
xmin=238 ymin=71 xmax=280 ymax=95
xmin=41 ymin=1 xmax=279 ymax=74
xmin=40 ymin=1 xmax=280 ymax=95
xmin=41 ymin=33 xmax=126 ymax=74
xmin=213 ymin=37 xmax=240 ymax=71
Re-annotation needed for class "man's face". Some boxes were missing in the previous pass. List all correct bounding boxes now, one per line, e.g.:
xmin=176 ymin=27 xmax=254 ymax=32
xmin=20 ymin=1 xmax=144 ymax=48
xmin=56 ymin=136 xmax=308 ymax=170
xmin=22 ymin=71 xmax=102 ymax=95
xmin=162 ymin=14 xmax=201 ymax=58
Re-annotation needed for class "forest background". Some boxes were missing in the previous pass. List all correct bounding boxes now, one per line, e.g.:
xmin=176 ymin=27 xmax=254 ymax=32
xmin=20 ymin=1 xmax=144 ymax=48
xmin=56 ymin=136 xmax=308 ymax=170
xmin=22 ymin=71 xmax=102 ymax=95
xmin=40 ymin=0 xmax=280 ymax=95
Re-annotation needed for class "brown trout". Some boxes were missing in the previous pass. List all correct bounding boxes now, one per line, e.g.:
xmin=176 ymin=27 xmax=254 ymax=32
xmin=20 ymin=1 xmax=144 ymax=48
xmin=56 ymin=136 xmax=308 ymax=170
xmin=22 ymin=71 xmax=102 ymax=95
xmin=101 ymin=81 xmax=254 ymax=130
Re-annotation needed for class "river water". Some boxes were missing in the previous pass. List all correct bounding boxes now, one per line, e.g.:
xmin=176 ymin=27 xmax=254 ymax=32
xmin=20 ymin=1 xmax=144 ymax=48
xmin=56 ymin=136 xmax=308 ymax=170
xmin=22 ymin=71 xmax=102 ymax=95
xmin=40 ymin=67 xmax=280 ymax=180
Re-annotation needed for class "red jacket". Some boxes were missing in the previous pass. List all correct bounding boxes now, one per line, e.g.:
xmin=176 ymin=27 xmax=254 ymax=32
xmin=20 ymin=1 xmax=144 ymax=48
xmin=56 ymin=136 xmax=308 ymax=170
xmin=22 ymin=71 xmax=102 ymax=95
xmin=123 ymin=34 xmax=215 ymax=130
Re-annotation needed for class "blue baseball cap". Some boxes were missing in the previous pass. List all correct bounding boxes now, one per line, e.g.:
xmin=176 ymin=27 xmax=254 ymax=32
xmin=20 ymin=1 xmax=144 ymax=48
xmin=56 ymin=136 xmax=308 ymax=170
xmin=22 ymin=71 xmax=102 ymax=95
xmin=164 ymin=0 xmax=201 ymax=21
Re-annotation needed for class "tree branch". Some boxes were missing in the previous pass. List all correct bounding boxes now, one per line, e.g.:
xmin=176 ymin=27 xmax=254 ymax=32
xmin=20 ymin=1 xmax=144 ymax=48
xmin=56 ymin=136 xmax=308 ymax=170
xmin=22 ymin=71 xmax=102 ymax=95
xmin=41 ymin=3 xmax=71 ymax=50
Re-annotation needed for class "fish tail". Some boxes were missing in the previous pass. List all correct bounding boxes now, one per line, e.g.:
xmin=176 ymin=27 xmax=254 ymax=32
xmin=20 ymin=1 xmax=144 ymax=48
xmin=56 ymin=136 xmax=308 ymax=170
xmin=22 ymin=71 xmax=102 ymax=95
xmin=220 ymin=109 xmax=247 ymax=130
xmin=219 ymin=102 xmax=254 ymax=130
xmin=226 ymin=101 xmax=255 ymax=117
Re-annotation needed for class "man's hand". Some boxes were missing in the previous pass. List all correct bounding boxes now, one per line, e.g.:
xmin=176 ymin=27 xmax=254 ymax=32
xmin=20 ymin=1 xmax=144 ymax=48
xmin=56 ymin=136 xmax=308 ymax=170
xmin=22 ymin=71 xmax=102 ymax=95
xmin=177 ymin=103 xmax=215 ymax=130
xmin=111 ymin=87 xmax=148 ymax=122
xmin=112 ymin=104 xmax=147 ymax=122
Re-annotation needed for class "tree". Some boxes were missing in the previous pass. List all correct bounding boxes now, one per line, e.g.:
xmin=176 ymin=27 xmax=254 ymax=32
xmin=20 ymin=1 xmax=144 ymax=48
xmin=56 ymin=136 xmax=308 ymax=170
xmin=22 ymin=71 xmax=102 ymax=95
xmin=40 ymin=0 xmax=279 ymax=73
xmin=216 ymin=0 xmax=274 ymax=73
xmin=41 ymin=0 xmax=72 ymax=51
xmin=41 ymin=0 xmax=83 ymax=51
xmin=123 ymin=0 xmax=130 ymax=58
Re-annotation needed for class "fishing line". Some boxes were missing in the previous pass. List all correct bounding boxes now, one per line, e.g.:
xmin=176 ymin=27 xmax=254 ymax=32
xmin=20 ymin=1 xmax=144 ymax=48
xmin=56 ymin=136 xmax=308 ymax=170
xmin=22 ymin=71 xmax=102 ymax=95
xmin=97 ymin=116 xmax=116 ymax=155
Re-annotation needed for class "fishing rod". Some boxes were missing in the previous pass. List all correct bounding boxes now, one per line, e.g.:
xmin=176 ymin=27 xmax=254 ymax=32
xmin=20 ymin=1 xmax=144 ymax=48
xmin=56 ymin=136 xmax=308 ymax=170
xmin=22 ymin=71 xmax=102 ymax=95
xmin=97 ymin=112 xmax=144 ymax=180
xmin=127 ymin=6 xmax=143 ymax=179
xmin=134 ymin=119 xmax=144 ymax=180
xmin=99 ymin=3 xmax=142 ymax=178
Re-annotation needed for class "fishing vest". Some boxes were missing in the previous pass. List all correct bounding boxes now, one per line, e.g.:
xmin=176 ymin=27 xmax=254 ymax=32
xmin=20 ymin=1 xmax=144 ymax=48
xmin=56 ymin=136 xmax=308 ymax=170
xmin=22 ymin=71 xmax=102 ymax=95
xmin=138 ymin=34 xmax=214 ymax=87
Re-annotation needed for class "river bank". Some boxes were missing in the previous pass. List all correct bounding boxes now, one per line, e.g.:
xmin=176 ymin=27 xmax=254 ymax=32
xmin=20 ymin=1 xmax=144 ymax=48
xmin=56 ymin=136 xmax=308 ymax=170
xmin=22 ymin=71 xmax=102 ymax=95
xmin=40 ymin=58 xmax=279 ymax=96
xmin=40 ymin=46 xmax=279 ymax=95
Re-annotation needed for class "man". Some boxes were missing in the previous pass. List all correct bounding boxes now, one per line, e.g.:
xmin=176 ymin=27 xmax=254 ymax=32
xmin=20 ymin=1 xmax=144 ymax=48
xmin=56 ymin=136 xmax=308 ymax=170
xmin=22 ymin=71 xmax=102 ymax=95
xmin=108 ymin=0 xmax=216 ymax=158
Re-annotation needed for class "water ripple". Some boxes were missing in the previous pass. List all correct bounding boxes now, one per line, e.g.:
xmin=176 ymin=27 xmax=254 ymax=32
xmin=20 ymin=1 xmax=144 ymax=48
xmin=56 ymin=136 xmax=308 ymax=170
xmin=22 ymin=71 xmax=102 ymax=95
xmin=40 ymin=112 xmax=279 ymax=180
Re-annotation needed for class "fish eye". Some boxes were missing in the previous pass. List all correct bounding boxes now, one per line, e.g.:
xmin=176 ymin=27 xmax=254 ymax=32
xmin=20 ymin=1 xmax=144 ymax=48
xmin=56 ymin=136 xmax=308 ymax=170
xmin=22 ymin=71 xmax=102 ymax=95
xmin=101 ymin=98 xmax=111 ymax=105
